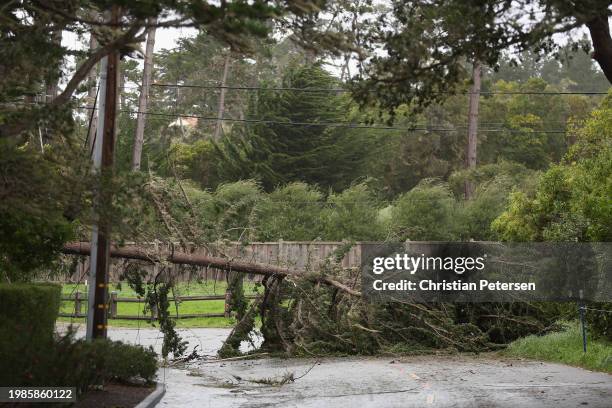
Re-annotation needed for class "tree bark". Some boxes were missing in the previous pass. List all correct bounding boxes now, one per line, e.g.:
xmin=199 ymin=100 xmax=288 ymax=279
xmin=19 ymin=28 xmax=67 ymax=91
xmin=62 ymin=241 xmax=362 ymax=297
xmin=464 ymin=60 xmax=481 ymax=200
xmin=132 ymin=20 xmax=157 ymax=171
xmin=586 ymin=15 xmax=612 ymax=84
xmin=213 ymin=52 xmax=231 ymax=141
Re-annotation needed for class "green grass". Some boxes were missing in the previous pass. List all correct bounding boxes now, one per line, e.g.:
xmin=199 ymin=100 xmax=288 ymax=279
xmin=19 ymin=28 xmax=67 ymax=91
xmin=58 ymin=281 xmax=260 ymax=328
xmin=504 ymin=321 xmax=612 ymax=373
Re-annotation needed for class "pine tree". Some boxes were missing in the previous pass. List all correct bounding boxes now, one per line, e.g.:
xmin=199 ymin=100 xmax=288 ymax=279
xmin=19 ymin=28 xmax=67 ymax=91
xmin=218 ymin=63 xmax=367 ymax=191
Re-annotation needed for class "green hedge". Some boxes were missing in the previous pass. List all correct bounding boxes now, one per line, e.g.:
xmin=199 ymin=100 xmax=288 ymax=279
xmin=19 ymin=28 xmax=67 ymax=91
xmin=40 ymin=333 xmax=158 ymax=392
xmin=0 ymin=283 xmax=61 ymax=338
xmin=0 ymin=283 xmax=61 ymax=386
xmin=0 ymin=284 xmax=158 ymax=390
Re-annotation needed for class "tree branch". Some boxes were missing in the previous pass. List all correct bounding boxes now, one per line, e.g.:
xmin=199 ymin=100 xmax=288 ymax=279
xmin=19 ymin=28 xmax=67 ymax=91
xmin=52 ymin=23 xmax=144 ymax=107
xmin=0 ymin=23 xmax=144 ymax=138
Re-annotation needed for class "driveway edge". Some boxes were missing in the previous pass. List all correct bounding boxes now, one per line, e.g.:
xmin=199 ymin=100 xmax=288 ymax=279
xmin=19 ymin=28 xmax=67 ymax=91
xmin=135 ymin=382 xmax=166 ymax=408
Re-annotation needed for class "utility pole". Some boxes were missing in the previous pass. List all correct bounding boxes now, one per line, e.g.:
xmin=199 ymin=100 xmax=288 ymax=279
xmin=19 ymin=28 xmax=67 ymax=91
xmin=213 ymin=52 xmax=231 ymax=141
xmin=464 ymin=60 xmax=481 ymax=200
xmin=132 ymin=19 xmax=157 ymax=171
xmin=87 ymin=6 xmax=120 ymax=341
xmin=87 ymin=33 xmax=99 ymax=151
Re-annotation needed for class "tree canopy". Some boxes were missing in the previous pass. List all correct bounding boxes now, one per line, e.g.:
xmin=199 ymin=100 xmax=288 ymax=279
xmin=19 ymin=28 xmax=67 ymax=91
xmin=350 ymin=0 xmax=612 ymax=117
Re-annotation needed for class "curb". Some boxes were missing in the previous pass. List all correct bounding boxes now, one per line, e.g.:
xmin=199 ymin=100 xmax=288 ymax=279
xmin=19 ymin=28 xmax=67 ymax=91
xmin=134 ymin=382 xmax=166 ymax=408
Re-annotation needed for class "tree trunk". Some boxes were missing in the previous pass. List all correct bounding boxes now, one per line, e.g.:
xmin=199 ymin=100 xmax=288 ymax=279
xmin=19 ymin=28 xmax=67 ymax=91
xmin=45 ymin=29 xmax=62 ymax=103
xmin=213 ymin=52 xmax=231 ymax=141
xmin=464 ymin=61 xmax=481 ymax=200
xmin=119 ymin=66 xmax=126 ymax=109
xmin=586 ymin=15 xmax=612 ymax=84
xmin=132 ymin=20 xmax=157 ymax=171
xmin=62 ymin=242 xmax=361 ymax=296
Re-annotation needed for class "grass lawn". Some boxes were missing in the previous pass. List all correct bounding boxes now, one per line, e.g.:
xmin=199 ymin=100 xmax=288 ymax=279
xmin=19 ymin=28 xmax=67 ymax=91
xmin=58 ymin=281 xmax=261 ymax=328
xmin=504 ymin=321 xmax=612 ymax=373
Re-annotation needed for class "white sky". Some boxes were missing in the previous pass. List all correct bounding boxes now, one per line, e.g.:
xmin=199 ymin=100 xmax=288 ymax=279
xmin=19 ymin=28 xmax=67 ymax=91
xmin=59 ymin=13 xmax=600 ymax=90
xmin=152 ymin=26 xmax=197 ymax=53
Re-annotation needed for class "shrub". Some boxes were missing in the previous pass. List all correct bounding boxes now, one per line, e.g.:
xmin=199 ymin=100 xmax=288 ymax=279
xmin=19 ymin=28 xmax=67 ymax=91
xmin=321 ymin=183 xmax=385 ymax=241
xmin=390 ymin=181 xmax=459 ymax=240
xmin=0 ymin=284 xmax=157 ymax=390
xmin=0 ymin=283 xmax=61 ymax=340
xmin=586 ymin=303 xmax=612 ymax=341
xmin=0 ymin=283 xmax=61 ymax=386
xmin=213 ymin=180 xmax=263 ymax=240
xmin=82 ymin=337 xmax=157 ymax=386
xmin=255 ymin=182 xmax=324 ymax=241
xmin=2 ymin=328 xmax=157 ymax=391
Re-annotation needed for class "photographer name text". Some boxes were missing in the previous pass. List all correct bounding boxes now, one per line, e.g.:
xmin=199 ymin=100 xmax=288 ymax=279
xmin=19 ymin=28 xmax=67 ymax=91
xmin=371 ymin=254 xmax=535 ymax=292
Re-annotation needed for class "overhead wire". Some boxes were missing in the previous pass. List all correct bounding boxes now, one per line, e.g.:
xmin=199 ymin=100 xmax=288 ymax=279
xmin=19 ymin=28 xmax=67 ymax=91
xmin=73 ymin=105 xmax=568 ymax=134
xmin=144 ymin=83 xmax=609 ymax=96
xmin=116 ymin=82 xmax=610 ymax=95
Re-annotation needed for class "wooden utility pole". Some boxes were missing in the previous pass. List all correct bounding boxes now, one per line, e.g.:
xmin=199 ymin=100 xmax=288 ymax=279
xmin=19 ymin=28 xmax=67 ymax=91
xmin=132 ymin=19 xmax=157 ymax=171
xmin=464 ymin=61 xmax=481 ymax=200
xmin=87 ymin=33 xmax=99 ymax=150
xmin=213 ymin=52 xmax=231 ymax=141
xmin=86 ymin=6 xmax=120 ymax=341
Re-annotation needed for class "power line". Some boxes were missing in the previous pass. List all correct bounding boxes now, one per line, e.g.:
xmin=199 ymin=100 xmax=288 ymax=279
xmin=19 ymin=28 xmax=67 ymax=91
xmin=2 ymin=99 xmax=537 ymax=126
xmin=146 ymin=82 xmax=609 ymax=96
xmin=79 ymin=106 xmax=565 ymax=134
xmin=6 ymin=102 xmax=568 ymax=133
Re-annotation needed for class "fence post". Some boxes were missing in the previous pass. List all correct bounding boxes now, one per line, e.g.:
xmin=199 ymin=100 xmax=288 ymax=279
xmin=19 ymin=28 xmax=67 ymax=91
xmin=110 ymin=291 xmax=118 ymax=319
xmin=224 ymin=289 xmax=232 ymax=318
xmin=75 ymin=291 xmax=82 ymax=317
xmin=278 ymin=239 xmax=284 ymax=265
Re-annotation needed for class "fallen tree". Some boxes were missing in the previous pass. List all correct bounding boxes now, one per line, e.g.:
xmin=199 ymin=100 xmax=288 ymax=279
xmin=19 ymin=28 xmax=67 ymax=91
xmin=61 ymin=242 xmax=361 ymax=297
xmin=62 ymin=241 xmax=563 ymax=359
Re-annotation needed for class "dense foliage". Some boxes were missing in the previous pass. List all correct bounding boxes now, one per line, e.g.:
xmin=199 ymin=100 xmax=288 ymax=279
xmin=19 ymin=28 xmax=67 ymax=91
xmin=0 ymin=283 xmax=61 ymax=342
xmin=493 ymin=92 xmax=612 ymax=339
xmin=494 ymin=93 xmax=612 ymax=242
xmin=0 ymin=283 xmax=157 ymax=390
xmin=350 ymin=0 xmax=612 ymax=117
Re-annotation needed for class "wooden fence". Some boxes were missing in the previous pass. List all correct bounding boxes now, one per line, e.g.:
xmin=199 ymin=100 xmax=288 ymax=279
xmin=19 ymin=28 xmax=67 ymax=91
xmin=59 ymin=290 xmax=258 ymax=320
xmin=58 ymin=241 xmax=362 ymax=320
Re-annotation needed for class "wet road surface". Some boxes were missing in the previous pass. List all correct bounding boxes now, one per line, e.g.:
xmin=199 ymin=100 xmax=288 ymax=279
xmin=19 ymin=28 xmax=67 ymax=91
xmin=59 ymin=324 xmax=612 ymax=407
xmin=159 ymin=355 xmax=612 ymax=408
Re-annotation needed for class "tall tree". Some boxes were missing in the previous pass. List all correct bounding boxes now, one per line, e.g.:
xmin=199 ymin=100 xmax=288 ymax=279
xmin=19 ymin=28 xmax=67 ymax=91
xmin=218 ymin=63 xmax=368 ymax=191
xmin=132 ymin=19 xmax=157 ymax=171
xmin=464 ymin=61 xmax=481 ymax=199
xmin=213 ymin=52 xmax=232 ymax=141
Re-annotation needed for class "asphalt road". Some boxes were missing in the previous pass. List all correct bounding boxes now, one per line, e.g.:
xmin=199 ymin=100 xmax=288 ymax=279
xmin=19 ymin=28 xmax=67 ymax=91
xmin=61 ymin=325 xmax=612 ymax=407
xmin=159 ymin=355 xmax=612 ymax=408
